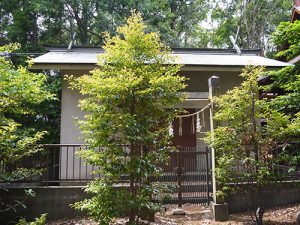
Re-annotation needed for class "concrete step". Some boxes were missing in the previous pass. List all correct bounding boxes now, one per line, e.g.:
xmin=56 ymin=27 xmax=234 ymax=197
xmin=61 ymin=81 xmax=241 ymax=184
xmin=157 ymin=174 xmax=211 ymax=182
xmin=162 ymin=197 xmax=212 ymax=204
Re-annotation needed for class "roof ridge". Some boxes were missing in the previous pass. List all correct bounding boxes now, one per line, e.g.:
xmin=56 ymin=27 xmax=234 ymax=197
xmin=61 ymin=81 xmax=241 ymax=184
xmin=44 ymin=46 xmax=261 ymax=55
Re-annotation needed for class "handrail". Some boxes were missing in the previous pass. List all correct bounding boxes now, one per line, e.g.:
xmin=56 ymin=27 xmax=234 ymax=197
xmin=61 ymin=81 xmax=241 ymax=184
xmin=43 ymin=144 xmax=83 ymax=147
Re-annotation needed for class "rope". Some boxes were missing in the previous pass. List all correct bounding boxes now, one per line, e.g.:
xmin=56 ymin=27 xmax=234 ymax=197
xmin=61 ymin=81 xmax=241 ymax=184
xmin=178 ymin=103 xmax=211 ymax=118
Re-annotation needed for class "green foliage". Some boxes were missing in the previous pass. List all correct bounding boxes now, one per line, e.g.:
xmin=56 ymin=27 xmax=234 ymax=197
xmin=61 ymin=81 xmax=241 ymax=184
xmin=17 ymin=213 xmax=47 ymax=225
xmin=0 ymin=44 xmax=53 ymax=222
xmin=139 ymin=0 xmax=209 ymax=47
xmin=0 ymin=0 xmax=294 ymax=51
xmin=0 ymin=0 xmax=62 ymax=144
xmin=70 ymin=12 xmax=186 ymax=224
xmin=0 ymin=188 xmax=36 ymax=214
xmin=0 ymin=0 xmax=210 ymax=50
xmin=205 ymin=66 xmax=300 ymax=224
xmin=9 ymin=69 xmax=62 ymax=144
xmin=0 ymin=43 xmax=53 ymax=181
xmin=267 ymin=20 xmax=300 ymax=117
xmin=272 ymin=20 xmax=300 ymax=61
xmin=210 ymin=0 xmax=292 ymax=50
xmin=265 ymin=65 xmax=300 ymax=116
xmin=205 ymin=66 xmax=300 ymax=198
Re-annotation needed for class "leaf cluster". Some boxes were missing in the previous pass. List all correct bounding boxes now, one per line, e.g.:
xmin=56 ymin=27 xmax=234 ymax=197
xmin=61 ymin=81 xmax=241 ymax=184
xmin=266 ymin=20 xmax=300 ymax=116
xmin=17 ymin=213 xmax=47 ymax=225
xmin=271 ymin=20 xmax=300 ymax=61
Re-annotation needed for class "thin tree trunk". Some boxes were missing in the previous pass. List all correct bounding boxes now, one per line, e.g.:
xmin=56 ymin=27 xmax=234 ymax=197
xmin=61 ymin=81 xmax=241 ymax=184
xmin=129 ymin=142 xmax=135 ymax=224
xmin=32 ymin=13 xmax=38 ymax=52
xmin=129 ymin=92 xmax=137 ymax=224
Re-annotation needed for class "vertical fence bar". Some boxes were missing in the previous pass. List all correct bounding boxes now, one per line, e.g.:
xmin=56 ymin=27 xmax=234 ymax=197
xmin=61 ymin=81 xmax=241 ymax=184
xmin=53 ymin=145 xmax=56 ymax=181
xmin=59 ymin=145 xmax=61 ymax=181
xmin=66 ymin=146 xmax=68 ymax=180
xmin=79 ymin=151 xmax=82 ymax=180
xmin=46 ymin=146 xmax=49 ymax=182
xmin=210 ymin=147 xmax=213 ymax=200
xmin=86 ymin=159 xmax=88 ymax=179
xmin=177 ymin=147 xmax=182 ymax=207
xmin=29 ymin=152 xmax=33 ymax=181
xmin=73 ymin=146 xmax=75 ymax=180
xmin=205 ymin=146 xmax=210 ymax=204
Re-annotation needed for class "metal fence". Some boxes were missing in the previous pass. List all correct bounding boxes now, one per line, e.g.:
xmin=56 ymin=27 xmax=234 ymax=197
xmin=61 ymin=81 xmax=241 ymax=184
xmin=0 ymin=144 xmax=212 ymax=204
xmin=157 ymin=146 xmax=212 ymax=205
xmin=2 ymin=143 xmax=299 ymax=204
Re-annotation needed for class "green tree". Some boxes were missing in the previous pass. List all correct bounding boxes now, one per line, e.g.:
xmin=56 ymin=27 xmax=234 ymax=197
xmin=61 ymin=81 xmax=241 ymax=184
xmin=205 ymin=66 xmax=300 ymax=225
xmin=0 ymin=43 xmax=53 ymax=203
xmin=139 ymin=0 xmax=209 ymax=47
xmin=267 ymin=20 xmax=300 ymax=116
xmin=0 ymin=0 xmax=210 ymax=49
xmin=272 ymin=20 xmax=300 ymax=61
xmin=210 ymin=0 xmax=292 ymax=51
xmin=0 ymin=0 xmax=66 ymax=52
xmin=54 ymin=0 xmax=210 ymax=47
xmin=70 ymin=12 xmax=186 ymax=224
xmin=0 ymin=0 xmax=294 ymax=51
xmin=8 ymin=69 xmax=62 ymax=144
xmin=0 ymin=0 xmax=62 ymax=144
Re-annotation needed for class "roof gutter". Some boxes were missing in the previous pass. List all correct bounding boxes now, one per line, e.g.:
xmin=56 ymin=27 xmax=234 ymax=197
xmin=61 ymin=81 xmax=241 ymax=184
xmin=30 ymin=63 xmax=289 ymax=72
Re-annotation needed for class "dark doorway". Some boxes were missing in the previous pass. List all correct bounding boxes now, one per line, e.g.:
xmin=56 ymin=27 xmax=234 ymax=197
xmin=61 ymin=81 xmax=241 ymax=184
xmin=163 ymin=109 xmax=197 ymax=172
xmin=172 ymin=109 xmax=197 ymax=147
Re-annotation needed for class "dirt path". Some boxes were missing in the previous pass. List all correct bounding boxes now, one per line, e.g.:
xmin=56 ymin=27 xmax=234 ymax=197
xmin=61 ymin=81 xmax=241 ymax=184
xmin=157 ymin=204 xmax=299 ymax=225
xmin=157 ymin=204 xmax=299 ymax=224
xmin=47 ymin=203 xmax=300 ymax=225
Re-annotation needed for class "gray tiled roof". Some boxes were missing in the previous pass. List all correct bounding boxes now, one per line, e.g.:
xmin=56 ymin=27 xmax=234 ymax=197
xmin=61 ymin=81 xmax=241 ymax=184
xmin=32 ymin=47 xmax=291 ymax=68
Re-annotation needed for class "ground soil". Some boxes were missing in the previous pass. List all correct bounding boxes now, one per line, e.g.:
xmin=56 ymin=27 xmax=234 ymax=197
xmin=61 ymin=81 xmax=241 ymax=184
xmin=47 ymin=203 xmax=299 ymax=225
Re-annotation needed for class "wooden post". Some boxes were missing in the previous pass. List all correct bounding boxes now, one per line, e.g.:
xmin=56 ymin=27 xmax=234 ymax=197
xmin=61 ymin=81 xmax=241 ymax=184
xmin=177 ymin=147 xmax=183 ymax=207
xmin=208 ymin=76 xmax=228 ymax=221
xmin=208 ymin=75 xmax=220 ymax=204
xmin=205 ymin=146 xmax=210 ymax=205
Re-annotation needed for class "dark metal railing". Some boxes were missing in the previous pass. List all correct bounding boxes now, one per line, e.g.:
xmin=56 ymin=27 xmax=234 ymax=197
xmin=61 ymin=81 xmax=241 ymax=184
xmin=2 ymin=143 xmax=299 ymax=183
xmin=2 ymin=143 xmax=298 ymax=204
xmin=157 ymin=146 xmax=212 ymax=205
xmin=0 ymin=144 xmax=93 ymax=184
xmin=0 ymin=144 xmax=213 ymax=205
xmin=271 ymin=142 xmax=300 ymax=180
xmin=0 ymin=144 xmax=208 ymax=182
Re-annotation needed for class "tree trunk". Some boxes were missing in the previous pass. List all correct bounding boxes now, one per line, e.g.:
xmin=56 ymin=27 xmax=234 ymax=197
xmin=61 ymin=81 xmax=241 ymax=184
xmin=129 ymin=92 xmax=137 ymax=224
xmin=129 ymin=143 xmax=136 ymax=224
xmin=32 ymin=13 xmax=38 ymax=52
xmin=255 ymin=206 xmax=265 ymax=225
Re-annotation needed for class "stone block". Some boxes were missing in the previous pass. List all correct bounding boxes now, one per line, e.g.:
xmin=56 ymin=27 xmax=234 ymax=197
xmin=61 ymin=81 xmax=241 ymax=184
xmin=210 ymin=201 xmax=229 ymax=221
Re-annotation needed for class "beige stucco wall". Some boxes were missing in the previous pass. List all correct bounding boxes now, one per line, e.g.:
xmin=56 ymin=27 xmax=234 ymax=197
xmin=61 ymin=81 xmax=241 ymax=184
xmin=182 ymin=70 xmax=243 ymax=93
xmin=60 ymin=70 xmax=88 ymax=144
xmin=60 ymin=70 xmax=91 ymax=179
xmin=60 ymin=69 xmax=243 ymax=144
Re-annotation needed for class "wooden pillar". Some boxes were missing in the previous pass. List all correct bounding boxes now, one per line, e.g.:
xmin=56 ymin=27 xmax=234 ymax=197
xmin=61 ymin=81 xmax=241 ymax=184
xmin=208 ymin=76 xmax=220 ymax=204
xmin=209 ymin=76 xmax=228 ymax=221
